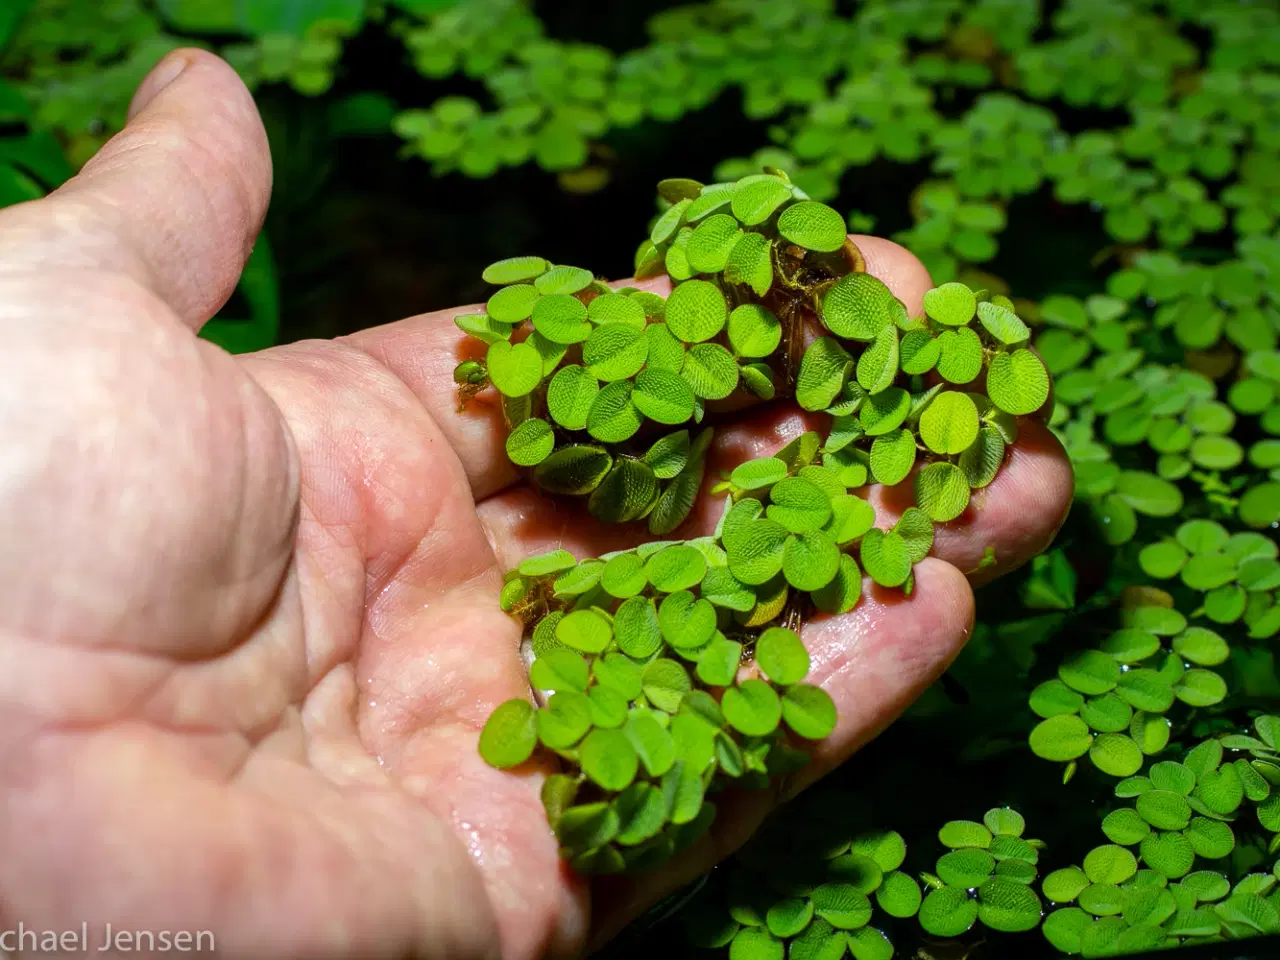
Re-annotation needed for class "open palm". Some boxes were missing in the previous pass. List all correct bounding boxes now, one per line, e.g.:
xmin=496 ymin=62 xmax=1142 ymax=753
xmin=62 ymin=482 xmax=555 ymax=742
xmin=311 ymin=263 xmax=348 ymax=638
xmin=0 ymin=53 xmax=1073 ymax=960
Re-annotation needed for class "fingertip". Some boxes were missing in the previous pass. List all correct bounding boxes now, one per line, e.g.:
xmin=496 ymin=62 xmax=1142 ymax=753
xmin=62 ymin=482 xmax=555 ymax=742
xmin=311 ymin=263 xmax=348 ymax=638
xmin=967 ymin=418 xmax=1075 ymax=586
xmin=850 ymin=234 xmax=934 ymax=317
xmin=39 ymin=49 xmax=273 ymax=327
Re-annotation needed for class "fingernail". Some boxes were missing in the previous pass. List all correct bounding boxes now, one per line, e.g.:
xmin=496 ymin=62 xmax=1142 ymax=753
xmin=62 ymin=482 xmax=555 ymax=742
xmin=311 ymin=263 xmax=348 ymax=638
xmin=127 ymin=53 xmax=190 ymax=122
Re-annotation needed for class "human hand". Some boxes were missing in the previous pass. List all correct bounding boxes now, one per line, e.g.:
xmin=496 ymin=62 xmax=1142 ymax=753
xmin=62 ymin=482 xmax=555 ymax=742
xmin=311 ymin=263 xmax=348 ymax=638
xmin=0 ymin=52 xmax=1072 ymax=959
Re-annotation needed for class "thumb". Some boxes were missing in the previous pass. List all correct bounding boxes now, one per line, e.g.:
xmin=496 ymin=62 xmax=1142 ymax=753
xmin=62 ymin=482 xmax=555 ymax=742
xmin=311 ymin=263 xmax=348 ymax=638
xmin=0 ymin=49 xmax=273 ymax=329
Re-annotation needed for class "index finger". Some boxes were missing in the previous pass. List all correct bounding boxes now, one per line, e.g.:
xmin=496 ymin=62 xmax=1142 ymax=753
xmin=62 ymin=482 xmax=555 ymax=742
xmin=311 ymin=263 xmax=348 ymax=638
xmin=338 ymin=236 xmax=933 ymax=501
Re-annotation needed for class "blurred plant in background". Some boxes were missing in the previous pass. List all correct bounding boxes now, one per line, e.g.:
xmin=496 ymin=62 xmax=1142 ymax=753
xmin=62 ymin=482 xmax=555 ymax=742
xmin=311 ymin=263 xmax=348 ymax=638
xmin=4 ymin=0 xmax=1280 ymax=955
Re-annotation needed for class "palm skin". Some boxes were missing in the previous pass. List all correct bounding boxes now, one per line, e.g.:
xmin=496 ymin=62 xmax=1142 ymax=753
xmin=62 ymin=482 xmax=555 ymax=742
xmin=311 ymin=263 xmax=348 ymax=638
xmin=0 ymin=53 xmax=1073 ymax=960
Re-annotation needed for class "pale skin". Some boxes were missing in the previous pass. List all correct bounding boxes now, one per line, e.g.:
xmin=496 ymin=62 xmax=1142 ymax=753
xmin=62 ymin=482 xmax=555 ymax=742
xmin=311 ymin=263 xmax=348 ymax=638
xmin=0 ymin=52 xmax=1074 ymax=959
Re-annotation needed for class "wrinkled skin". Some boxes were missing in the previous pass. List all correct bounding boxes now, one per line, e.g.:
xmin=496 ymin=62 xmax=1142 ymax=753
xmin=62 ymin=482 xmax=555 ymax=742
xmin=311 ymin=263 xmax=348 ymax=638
xmin=0 ymin=52 xmax=1073 ymax=960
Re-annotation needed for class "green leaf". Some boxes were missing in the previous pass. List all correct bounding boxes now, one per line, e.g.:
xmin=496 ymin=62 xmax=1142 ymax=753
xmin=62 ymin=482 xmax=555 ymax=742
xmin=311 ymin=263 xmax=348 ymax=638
xmin=728 ymin=304 xmax=782 ymax=358
xmin=1240 ymin=482 xmax=1280 ymax=529
xmin=858 ymin=387 xmax=910 ymax=436
xmin=876 ymin=872 xmax=922 ymax=918
xmin=756 ymin=627 xmax=810 ymax=685
xmin=1060 ymin=649 xmax=1121 ymax=695
xmin=731 ymin=457 xmax=788 ymax=492
xmin=486 ymin=340 xmax=544 ymax=397
xmin=1185 ymin=817 xmax=1235 ymax=859
xmin=537 ymin=691 xmax=593 ymax=749
xmin=822 ymin=273 xmax=896 ymax=341
xmin=729 ymin=927 xmax=783 ymax=960
xmin=1139 ymin=831 xmax=1195 ymax=879
xmin=580 ymin=727 xmax=639 ymax=791
xmin=977 ymin=877 xmax=1042 ymax=932
xmin=658 ymin=591 xmax=717 ymax=652
xmin=1084 ymin=845 xmax=1138 ymax=884
xmin=726 ymin=519 xmax=790 ymax=585
xmin=986 ymin=349 xmax=1050 ymax=415
xmin=642 ymin=658 xmax=691 ymax=713
xmin=1172 ymin=627 xmax=1229 ymax=666
xmin=811 ymin=553 xmax=862 ymax=614
xmin=613 ymin=782 xmax=667 ymax=847
xmin=584 ymin=324 xmax=648 ymax=381
xmin=938 ymin=849 xmax=996 ymax=887
xmin=1175 ymin=669 xmax=1227 ymax=706
xmin=1090 ymin=737 xmax=1141 ymax=783
xmin=645 ymin=544 xmax=707 ymax=592
xmin=602 ymin=554 xmax=648 ymax=599
xmin=920 ymin=392 xmax=980 ymax=455
xmin=1029 ymin=714 xmax=1093 ymax=762
xmin=724 ymin=231 xmax=774 ymax=296
xmin=593 ymin=653 xmax=643 ymax=701
xmin=1100 ymin=629 xmax=1160 ymax=664
xmin=797 ymin=338 xmax=853 ymax=412
xmin=855 ymin=325 xmax=900 ymax=394
xmin=869 ymin=430 xmax=916 ymax=486
xmin=810 ymin=883 xmax=872 ymax=930
xmin=530 ymin=648 xmax=590 ymax=692
xmin=644 ymin=430 xmax=691 ymax=479
xmin=483 ymin=256 xmax=551 ymax=285
xmin=923 ymin=282 xmax=977 ymax=327
xmin=687 ymin=214 xmax=743 ymax=274
xmin=918 ymin=886 xmax=978 ymax=937
xmin=1138 ymin=794 xmax=1192 ymax=836
xmin=1116 ymin=669 xmax=1175 ymax=712
xmin=767 ymin=478 xmax=832 ymax=533
xmin=683 ymin=343 xmax=740 ymax=399
xmin=782 ymin=683 xmax=837 ymax=740
xmin=519 ymin=549 xmax=578 ymax=577
xmin=732 ymin=174 xmax=792 ymax=225
xmin=486 ymin=283 xmax=541 ymax=323
xmin=557 ymin=802 xmax=618 ymax=851
xmin=657 ymin=179 xmax=703 ymax=205
xmin=777 ymin=201 xmax=847 ymax=252
xmin=455 ymin=313 xmax=515 ymax=345
xmin=625 ymin=709 xmax=675 ymax=777
xmin=531 ymin=293 xmax=592 ymax=344
xmin=901 ymin=330 xmax=941 ymax=375
xmin=556 ymin=608 xmax=613 ymax=653
xmin=612 ymin=288 xmax=664 ymax=321
xmin=645 ymin=323 xmax=686 ymax=372
xmin=1043 ymin=866 xmax=1090 ymax=903
xmin=1042 ymin=907 xmax=1091 ymax=954
xmin=610 ymin=597 xmax=663 ymax=662
xmin=1078 ymin=883 xmax=1124 ymax=917
xmin=547 ymin=365 xmax=600 ymax=430
xmin=976 ymin=301 xmax=1030 ymax=345
xmin=588 ymin=381 xmax=643 ymax=443
xmin=765 ymin=898 xmax=813 ymax=938
xmin=506 ymin=418 xmax=555 ymax=466
xmin=783 ymin=530 xmax=841 ymax=591
xmin=535 ymin=266 xmax=594 ymax=296
xmin=686 ymin=184 xmax=734 ymax=222
xmin=588 ymin=459 xmax=658 ymax=524
xmin=1102 ymin=808 xmax=1151 ymax=845
xmin=936 ymin=327 xmax=984 ymax=383
xmin=914 ymin=462 xmax=971 ymax=522
xmin=740 ymin=363 xmax=775 ymax=400
xmin=696 ymin=634 xmax=744 ymax=687
xmin=479 ymin=698 xmax=538 ymax=769
xmin=1029 ymin=679 xmax=1083 ymax=718
xmin=723 ymin=678 xmax=782 ymax=736
xmin=665 ymin=279 xmax=727 ymax=343
xmin=1081 ymin=694 xmax=1132 ymax=732
xmin=632 ymin=368 xmax=696 ymax=425
xmin=860 ymin=528 xmax=912 ymax=588
xmin=959 ymin=427 xmax=1006 ymax=488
